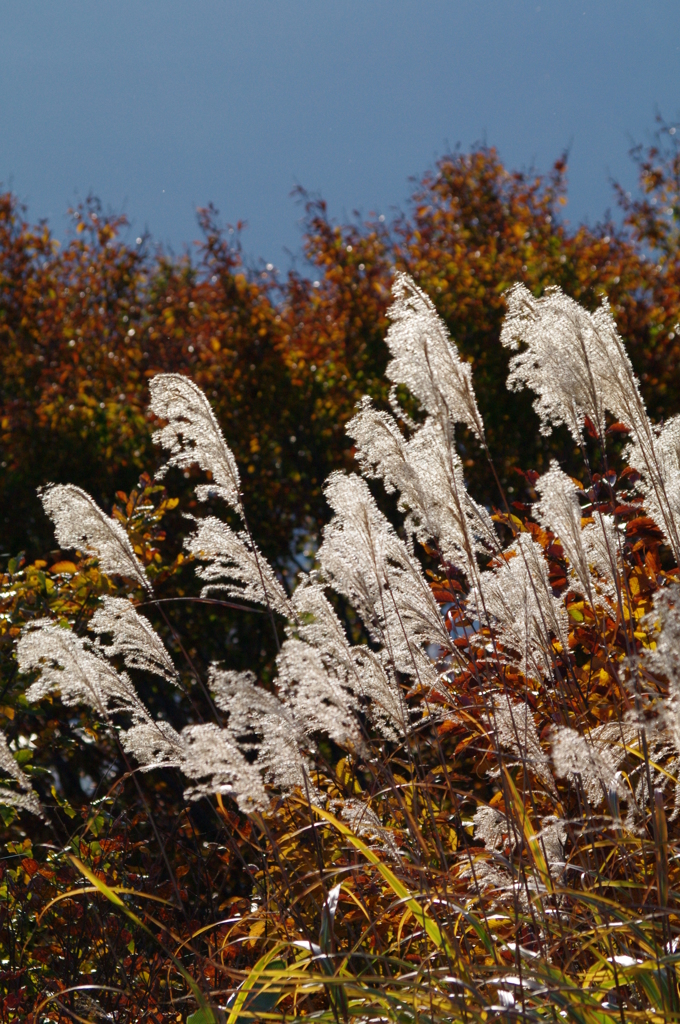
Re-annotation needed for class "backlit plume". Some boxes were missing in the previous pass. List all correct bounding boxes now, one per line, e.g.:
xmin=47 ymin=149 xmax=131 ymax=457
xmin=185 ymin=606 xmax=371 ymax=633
xmin=150 ymin=373 xmax=242 ymax=510
xmin=535 ymin=461 xmax=618 ymax=607
xmin=318 ymin=472 xmax=451 ymax=679
xmin=347 ymin=399 xmax=497 ymax=581
xmin=386 ymin=272 xmax=486 ymax=441
xmin=41 ymin=484 xmax=150 ymax=591
xmin=473 ymin=531 xmax=568 ymax=676
xmin=0 ymin=731 xmax=42 ymax=817
xmin=90 ymin=596 xmax=179 ymax=684
xmin=185 ymin=516 xmax=292 ymax=615
xmin=502 ymin=283 xmax=654 ymax=468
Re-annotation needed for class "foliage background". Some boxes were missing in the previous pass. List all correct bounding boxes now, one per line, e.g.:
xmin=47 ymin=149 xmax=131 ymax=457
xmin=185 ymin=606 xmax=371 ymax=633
xmin=1 ymin=123 xmax=680 ymax=1020
xmin=3 ymin=126 xmax=680 ymax=568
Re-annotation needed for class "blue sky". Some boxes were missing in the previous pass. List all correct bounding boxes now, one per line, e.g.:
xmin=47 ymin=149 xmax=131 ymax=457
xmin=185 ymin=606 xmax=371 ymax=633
xmin=2 ymin=1 xmax=679 ymax=268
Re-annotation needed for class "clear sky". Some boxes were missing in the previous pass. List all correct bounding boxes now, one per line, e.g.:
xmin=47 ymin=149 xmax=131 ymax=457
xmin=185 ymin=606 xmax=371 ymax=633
xmin=1 ymin=1 xmax=679 ymax=268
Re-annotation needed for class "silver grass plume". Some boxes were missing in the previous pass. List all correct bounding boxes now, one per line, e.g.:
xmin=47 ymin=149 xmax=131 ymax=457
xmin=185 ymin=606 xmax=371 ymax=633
xmin=535 ymin=462 xmax=618 ymax=607
xmin=501 ymin=284 xmax=606 ymax=441
xmin=0 ymin=731 xmax=42 ymax=817
xmin=18 ymin=620 xmax=151 ymax=724
xmin=627 ymin=415 xmax=680 ymax=558
xmin=473 ymin=532 xmax=568 ymax=676
xmin=386 ymin=272 xmax=485 ymax=441
xmin=473 ymin=805 xmax=507 ymax=852
xmin=178 ymin=722 xmax=269 ymax=812
xmin=291 ymin=578 xmax=405 ymax=739
xmin=490 ymin=695 xmax=556 ymax=794
xmin=501 ymin=284 xmax=628 ymax=442
xmin=473 ymin=802 xmax=510 ymax=851
xmin=347 ymin=399 xmax=497 ymax=581
xmin=41 ymin=484 xmax=149 ymax=592
xmin=149 ymin=373 xmax=241 ymax=510
xmin=185 ymin=516 xmax=292 ymax=616
xmin=643 ymin=585 xmax=680 ymax=688
xmin=639 ymin=586 xmax=680 ymax=758
xmin=536 ymin=817 xmax=567 ymax=870
xmin=122 ymin=719 xmax=184 ymax=771
xmin=501 ymin=284 xmax=680 ymax=559
xmin=90 ymin=596 xmax=179 ymax=684
xmin=347 ymin=398 xmax=425 ymax=524
xmin=276 ymin=638 xmax=362 ymax=749
xmin=209 ymin=668 xmax=315 ymax=803
xmin=150 ymin=374 xmax=290 ymax=619
xmin=17 ymin=620 xmax=183 ymax=772
xmin=340 ymin=797 xmax=400 ymax=859
xmin=552 ymin=726 xmax=625 ymax=803
xmin=119 ymin=720 xmax=183 ymax=770
xmin=318 ymin=472 xmax=451 ymax=680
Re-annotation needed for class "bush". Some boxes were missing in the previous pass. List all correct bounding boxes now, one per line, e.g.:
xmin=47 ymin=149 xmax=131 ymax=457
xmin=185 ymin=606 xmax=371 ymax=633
xmin=3 ymin=124 xmax=680 ymax=566
xmin=2 ymin=270 xmax=680 ymax=1022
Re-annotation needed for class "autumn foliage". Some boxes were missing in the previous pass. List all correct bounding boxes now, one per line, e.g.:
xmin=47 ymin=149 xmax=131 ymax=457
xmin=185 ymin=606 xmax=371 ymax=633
xmin=1 ymin=122 xmax=680 ymax=1022
xmin=3 ymin=126 xmax=680 ymax=565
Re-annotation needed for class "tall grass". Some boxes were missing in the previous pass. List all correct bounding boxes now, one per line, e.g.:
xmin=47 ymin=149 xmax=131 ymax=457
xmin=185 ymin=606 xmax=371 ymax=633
xmin=3 ymin=272 xmax=680 ymax=1023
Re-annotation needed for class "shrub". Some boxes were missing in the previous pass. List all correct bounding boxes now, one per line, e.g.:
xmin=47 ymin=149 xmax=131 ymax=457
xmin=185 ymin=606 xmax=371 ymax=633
xmin=3 ymin=269 xmax=680 ymax=1022
xmin=4 ymin=124 xmax=680 ymax=569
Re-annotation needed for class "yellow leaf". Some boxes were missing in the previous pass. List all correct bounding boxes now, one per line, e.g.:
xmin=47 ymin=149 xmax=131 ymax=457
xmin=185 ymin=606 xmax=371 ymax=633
xmin=50 ymin=561 xmax=77 ymax=575
xmin=312 ymin=804 xmax=462 ymax=963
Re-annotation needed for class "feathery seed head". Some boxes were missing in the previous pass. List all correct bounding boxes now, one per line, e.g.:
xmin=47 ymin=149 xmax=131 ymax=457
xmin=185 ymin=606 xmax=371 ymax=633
xmin=0 ymin=731 xmax=42 ymax=817
xmin=185 ymin=516 xmax=292 ymax=615
xmin=386 ymin=272 xmax=486 ymax=440
xmin=501 ymin=283 xmax=646 ymax=444
xmin=149 ymin=373 xmax=242 ymax=510
xmin=319 ymin=472 xmax=451 ymax=673
xmin=90 ymin=596 xmax=178 ymax=684
xmin=552 ymin=726 xmax=625 ymax=803
xmin=535 ymin=462 xmax=617 ymax=606
xmin=41 ymin=483 xmax=150 ymax=591
xmin=473 ymin=532 xmax=568 ymax=675
xmin=18 ymin=619 xmax=149 ymax=724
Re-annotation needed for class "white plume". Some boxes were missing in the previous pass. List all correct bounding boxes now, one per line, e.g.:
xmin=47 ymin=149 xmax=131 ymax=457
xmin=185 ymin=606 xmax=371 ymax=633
xmin=318 ymin=473 xmax=451 ymax=680
xmin=501 ymin=284 xmax=627 ymax=442
xmin=552 ymin=726 xmax=625 ymax=803
xmin=627 ymin=415 xmax=680 ymax=559
xmin=473 ymin=532 xmax=568 ymax=676
xmin=18 ymin=620 xmax=183 ymax=775
xmin=209 ymin=668 xmax=315 ymax=803
xmin=276 ymin=638 xmax=361 ymax=749
xmin=121 ymin=720 xmax=184 ymax=771
xmin=490 ymin=695 xmax=555 ymax=793
xmin=535 ymin=462 xmax=618 ymax=606
xmin=0 ymin=731 xmax=42 ymax=817
xmin=178 ymin=722 xmax=269 ymax=812
xmin=473 ymin=805 xmax=507 ymax=852
xmin=347 ymin=400 xmax=497 ymax=580
xmin=291 ymin=578 xmax=405 ymax=738
xmin=41 ymin=484 xmax=149 ymax=591
xmin=340 ymin=797 xmax=400 ymax=859
xmin=149 ymin=373 xmax=242 ymax=510
xmin=90 ymin=597 xmax=179 ymax=684
xmin=18 ymin=620 xmax=150 ymax=724
xmin=185 ymin=516 xmax=292 ymax=615
xmin=501 ymin=285 xmax=678 ymax=558
xmin=386 ymin=272 xmax=485 ymax=440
